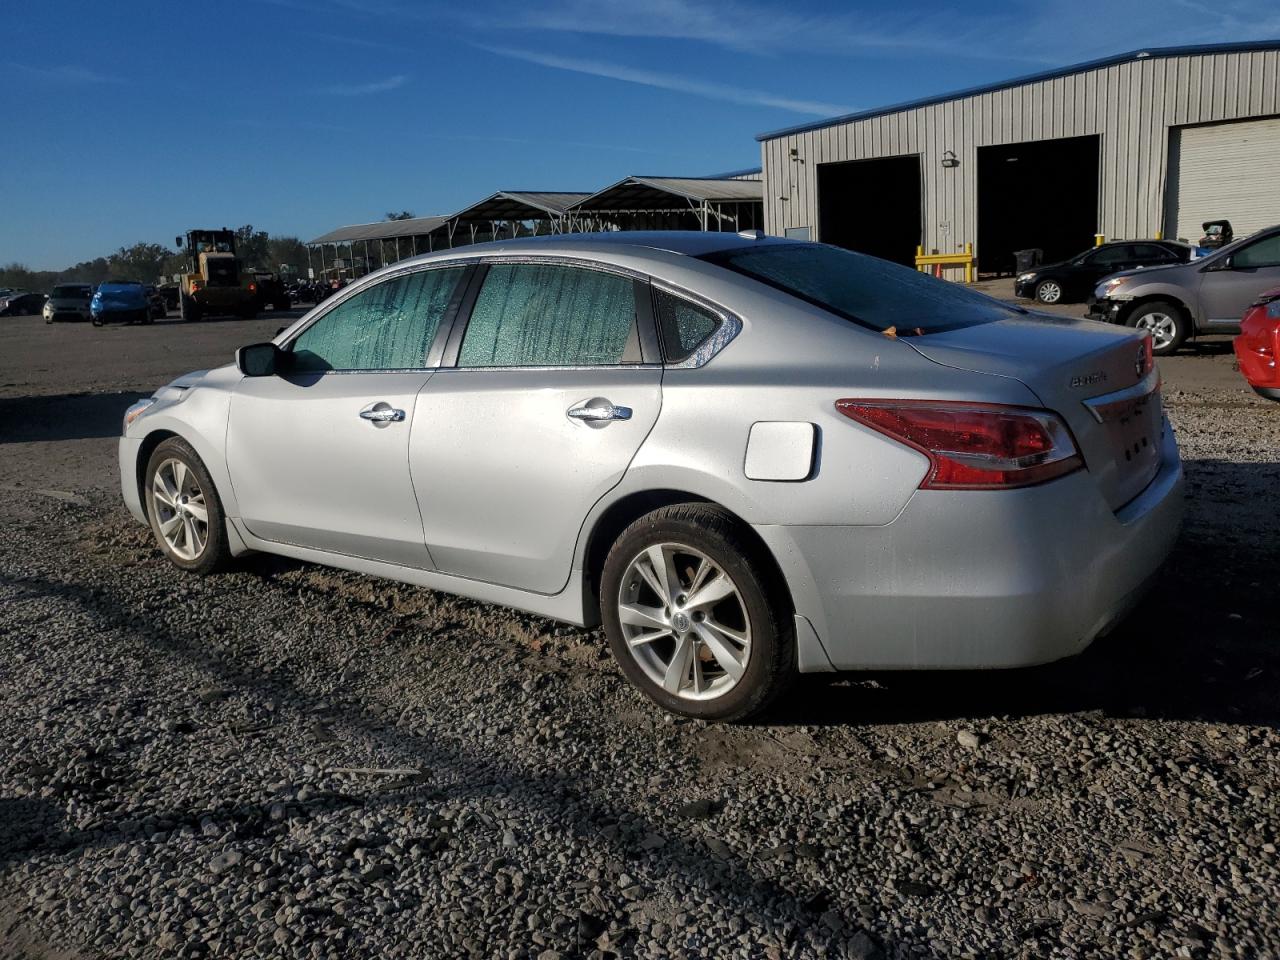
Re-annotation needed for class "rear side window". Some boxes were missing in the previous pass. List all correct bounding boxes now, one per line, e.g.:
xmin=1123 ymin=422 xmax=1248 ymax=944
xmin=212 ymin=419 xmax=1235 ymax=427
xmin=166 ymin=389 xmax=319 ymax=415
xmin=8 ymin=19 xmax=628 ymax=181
xmin=458 ymin=263 xmax=640 ymax=367
xmin=654 ymin=289 xmax=721 ymax=362
xmin=292 ymin=266 xmax=464 ymax=371
xmin=702 ymin=243 xmax=1021 ymax=335
xmin=1089 ymin=245 xmax=1134 ymax=265
xmin=1130 ymin=243 xmax=1175 ymax=261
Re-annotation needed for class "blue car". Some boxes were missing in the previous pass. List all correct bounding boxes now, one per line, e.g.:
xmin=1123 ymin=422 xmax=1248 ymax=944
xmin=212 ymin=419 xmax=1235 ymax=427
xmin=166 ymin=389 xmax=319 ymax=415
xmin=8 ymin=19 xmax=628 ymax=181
xmin=91 ymin=281 xmax=152 ymax=326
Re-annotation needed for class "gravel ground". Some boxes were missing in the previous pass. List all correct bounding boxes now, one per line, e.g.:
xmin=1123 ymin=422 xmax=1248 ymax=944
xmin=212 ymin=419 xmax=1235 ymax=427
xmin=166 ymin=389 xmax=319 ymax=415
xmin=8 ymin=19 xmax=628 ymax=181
xmin=0 ymin=311 xmax=1277 ymax=959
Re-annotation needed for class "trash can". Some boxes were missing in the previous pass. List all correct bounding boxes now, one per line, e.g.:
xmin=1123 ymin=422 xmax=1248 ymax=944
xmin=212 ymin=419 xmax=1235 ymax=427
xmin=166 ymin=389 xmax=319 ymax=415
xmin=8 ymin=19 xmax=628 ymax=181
xmin=1013 ymin=248 xmax=1042 ymax=273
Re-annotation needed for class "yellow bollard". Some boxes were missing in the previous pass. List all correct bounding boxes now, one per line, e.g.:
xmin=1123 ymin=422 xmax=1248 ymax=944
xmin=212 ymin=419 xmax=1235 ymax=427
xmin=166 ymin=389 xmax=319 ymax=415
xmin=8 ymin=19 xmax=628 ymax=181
xmin=1095 ymin=234 xmax=1105 ymax=246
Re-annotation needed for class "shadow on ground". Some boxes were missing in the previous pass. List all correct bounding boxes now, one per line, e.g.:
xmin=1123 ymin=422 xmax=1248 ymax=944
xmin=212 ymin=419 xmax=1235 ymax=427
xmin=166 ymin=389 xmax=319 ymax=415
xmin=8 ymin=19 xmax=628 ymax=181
xmin=0 ymin=393 xmax=151 ymax=444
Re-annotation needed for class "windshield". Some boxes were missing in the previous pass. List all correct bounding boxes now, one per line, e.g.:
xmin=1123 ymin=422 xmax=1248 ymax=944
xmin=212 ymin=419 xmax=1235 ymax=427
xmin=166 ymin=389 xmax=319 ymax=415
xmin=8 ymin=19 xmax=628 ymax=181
xmin=51 ymin=285 xmax=90 ymax=298
xmin=701 ymin=243 xmax=1022 ymax=335
xmin=98 ymin=283 xmax=141 ymax=294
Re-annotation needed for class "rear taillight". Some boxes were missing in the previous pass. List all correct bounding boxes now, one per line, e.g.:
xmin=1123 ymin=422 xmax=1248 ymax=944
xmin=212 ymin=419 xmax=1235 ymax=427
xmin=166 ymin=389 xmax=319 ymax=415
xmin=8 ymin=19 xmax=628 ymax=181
xmin=835 ymin=400 xmax=1083 ymax=490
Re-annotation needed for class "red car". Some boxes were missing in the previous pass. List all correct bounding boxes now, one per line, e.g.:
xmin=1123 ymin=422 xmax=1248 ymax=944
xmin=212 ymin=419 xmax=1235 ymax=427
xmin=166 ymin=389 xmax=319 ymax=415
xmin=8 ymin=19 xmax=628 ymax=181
xmin=1235 ymin=287 xmax=1280 ymax=400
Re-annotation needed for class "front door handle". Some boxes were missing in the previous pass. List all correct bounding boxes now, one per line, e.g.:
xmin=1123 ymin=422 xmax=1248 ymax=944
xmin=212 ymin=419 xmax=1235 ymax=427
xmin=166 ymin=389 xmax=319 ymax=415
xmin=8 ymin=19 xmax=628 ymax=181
xmin=567 ymin=398 xmax=632 ymax=426
xmin=359 ymin=402 xmax=405 ymax=424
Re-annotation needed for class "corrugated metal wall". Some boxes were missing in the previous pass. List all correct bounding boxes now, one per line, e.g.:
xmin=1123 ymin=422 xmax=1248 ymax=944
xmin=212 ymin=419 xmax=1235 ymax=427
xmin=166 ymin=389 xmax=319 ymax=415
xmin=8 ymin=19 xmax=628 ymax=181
xmin=760 ymin=49 xmax=1280 ymax=256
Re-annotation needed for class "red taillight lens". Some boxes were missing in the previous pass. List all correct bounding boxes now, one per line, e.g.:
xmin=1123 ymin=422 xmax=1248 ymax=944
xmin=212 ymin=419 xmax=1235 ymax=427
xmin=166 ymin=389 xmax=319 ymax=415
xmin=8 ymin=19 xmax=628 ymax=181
xmin=835 ymin=400 xmax=1084 ymax=490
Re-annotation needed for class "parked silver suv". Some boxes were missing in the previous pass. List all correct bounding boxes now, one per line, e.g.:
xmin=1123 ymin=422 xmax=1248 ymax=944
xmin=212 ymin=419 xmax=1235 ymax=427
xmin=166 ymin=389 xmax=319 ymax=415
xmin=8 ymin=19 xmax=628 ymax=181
xmin=1087 ymin=225 xmax=1280 ymax=354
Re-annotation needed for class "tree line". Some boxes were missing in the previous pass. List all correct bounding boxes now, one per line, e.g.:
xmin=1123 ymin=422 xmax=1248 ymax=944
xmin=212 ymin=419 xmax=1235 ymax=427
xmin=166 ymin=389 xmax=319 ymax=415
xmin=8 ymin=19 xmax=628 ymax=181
xmin=0 ymin=226 xmax=311 ymax=292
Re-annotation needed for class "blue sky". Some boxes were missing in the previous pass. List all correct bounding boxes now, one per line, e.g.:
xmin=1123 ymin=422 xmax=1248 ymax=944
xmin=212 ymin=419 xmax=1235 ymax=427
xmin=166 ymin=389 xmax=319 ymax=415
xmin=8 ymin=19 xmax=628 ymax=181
xmin=3 ymin=0 xmax=1278 ymax=268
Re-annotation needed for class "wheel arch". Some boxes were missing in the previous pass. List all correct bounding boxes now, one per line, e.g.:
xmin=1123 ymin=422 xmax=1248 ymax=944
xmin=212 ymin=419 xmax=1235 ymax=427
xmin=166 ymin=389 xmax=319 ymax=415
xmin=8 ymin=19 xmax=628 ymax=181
xmin=1117 ymin=292 xmax=1194 ymax=331
xmin=579 ymin=488 xmax=796 ymax=628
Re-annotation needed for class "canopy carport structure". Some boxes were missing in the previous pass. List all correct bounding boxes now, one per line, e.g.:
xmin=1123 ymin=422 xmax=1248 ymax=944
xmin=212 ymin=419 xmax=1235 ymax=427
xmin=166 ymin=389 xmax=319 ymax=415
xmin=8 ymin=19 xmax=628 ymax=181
xmin=445 ymin=191 xmax=590 ymax=246
xmin=306 ymin=215 xmax=450 ymax=281
xmin=569 ymin=176 xmax=763 ymax=233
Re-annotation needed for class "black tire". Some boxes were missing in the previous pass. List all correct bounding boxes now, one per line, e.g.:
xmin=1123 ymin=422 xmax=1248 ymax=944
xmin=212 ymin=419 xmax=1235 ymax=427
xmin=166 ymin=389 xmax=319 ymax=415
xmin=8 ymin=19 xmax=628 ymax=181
xmin=91 ymin=315 xmax=103 ymax=327
xmin=599 ymin=503 xmax=795 ymax=722
xmin=180 ymin=294 xmax=201 ymax=323
xmin=1034 ymin=278 xmax=1065 ymax=304
xmin=143 ymin=437 xmax=233 ymax=574
xmin=1127 ymin=299 xmax=1187 ymax=356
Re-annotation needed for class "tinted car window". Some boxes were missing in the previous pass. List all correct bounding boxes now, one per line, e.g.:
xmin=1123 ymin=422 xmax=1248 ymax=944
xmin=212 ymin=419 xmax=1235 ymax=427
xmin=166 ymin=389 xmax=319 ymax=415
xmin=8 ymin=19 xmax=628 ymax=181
xmin=654 ymin=289 xmax=721 ymax=362
xmin=1130 ymin=243 xmax=1176 ymax=261
xmin=1233 ymin=234 xmax=1280 ymax=269
xmin=292 ymin=267 xmax=464 ymax=372
xmin=1088 ymin=245 xmax=1134 ymax=265
xmin=458 ymin=263 xmax=639 ymax=367
xmin=702 ymin=243 xmax=1021 ymax=334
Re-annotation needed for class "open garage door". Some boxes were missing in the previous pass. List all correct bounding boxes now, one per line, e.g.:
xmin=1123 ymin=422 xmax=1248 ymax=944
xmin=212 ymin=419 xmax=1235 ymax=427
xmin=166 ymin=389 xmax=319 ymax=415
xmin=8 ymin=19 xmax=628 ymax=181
xmin=817 ymin=156 xmax=921 ymax=267
xmin=977 ymin=135 xmax=1099 ymax=274
xmin=1166 ymin=117 xmax=1280 ymax=242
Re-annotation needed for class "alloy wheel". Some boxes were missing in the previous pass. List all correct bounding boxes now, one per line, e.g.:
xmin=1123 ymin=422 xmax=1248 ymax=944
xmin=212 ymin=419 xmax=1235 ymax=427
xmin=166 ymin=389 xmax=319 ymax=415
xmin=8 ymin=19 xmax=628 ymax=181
xmin=1134 ymin=312 xmax=1177 ymax=351
xmin=616 ymin=542 xmax=752 ymax=701
xmin=150 ymin=458 xmax=209 ymax=561
xmin=1036 ymin=281 xmax=1062 ymax=304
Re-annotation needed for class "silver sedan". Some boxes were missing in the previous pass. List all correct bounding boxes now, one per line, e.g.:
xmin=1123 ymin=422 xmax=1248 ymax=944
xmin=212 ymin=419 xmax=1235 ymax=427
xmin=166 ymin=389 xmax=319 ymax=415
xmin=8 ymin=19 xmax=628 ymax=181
xmin=120 ymin=232 xmax=1184 ymax=721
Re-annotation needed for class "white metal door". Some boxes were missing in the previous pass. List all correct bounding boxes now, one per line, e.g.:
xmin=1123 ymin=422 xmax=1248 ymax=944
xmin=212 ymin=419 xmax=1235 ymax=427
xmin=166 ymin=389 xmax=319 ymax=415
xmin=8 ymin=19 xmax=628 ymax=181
xmin=1168 ymin=117 xmax=1280 ymax=241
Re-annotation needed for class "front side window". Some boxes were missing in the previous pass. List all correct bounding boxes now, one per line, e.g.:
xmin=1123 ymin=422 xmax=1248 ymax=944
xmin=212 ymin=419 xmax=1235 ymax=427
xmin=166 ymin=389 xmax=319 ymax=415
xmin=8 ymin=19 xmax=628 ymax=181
xmin=1233 ymin=234 xmax=1280 ymax=269
xmin=654 ymin=288 xmax=721 ymax=362
xmin=458 ymin=263 xmax=639 ymax=367
xmin=704 ymin=243 xmax=1021 ymax=335
xmin=292 ymin=267 xmax=464 ymax=371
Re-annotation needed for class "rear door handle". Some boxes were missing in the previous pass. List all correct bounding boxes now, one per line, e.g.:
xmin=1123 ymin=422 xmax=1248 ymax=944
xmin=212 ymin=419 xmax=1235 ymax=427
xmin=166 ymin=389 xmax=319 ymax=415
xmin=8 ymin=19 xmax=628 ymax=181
xmin=359 ymin=402 xmax=405 ymax=423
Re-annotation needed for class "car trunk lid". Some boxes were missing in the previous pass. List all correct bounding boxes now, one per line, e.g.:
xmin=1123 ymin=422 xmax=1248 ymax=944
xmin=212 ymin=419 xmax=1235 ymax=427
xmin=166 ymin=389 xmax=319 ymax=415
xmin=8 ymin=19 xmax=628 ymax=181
xmin=905 ymin=315 xmax=1164 ymax=511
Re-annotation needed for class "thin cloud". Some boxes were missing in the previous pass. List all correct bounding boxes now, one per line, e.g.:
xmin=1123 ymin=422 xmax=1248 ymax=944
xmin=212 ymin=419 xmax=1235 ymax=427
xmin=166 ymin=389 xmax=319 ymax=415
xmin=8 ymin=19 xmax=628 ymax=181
xmin=476 ymin=45 xmax=853 ymax=116
xmin=11 ymin=63 xmax=126 ymax=85
xmin=319 ymin=74 xmax=408 ymax=96
xmin=423 ymin=131 xmax=671 ymax=155
xmin=304 ymin=31 xmax=414 ymax=53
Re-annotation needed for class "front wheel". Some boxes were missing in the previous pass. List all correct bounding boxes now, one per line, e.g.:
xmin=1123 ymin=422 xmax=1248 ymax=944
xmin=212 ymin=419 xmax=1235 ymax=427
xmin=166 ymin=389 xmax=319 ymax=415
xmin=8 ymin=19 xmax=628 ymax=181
xmin=144 ymin=437 xmax=232 ymax=574
xmin=1034 ymin=278 xmax=1064 ymax=304
xmin=1128 ymin=300 xmax=1186 ymax=356
xmin=600 ymin=504 xmax=795 ymax=722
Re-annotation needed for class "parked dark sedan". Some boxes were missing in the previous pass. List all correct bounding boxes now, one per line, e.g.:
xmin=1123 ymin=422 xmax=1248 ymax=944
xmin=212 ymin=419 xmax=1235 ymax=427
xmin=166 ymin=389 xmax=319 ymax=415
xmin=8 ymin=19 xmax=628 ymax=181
xmin=1015 ymin=241 xmax=1194 ymax=304
xmin=0 ymin=291 xmax=49 ymax=317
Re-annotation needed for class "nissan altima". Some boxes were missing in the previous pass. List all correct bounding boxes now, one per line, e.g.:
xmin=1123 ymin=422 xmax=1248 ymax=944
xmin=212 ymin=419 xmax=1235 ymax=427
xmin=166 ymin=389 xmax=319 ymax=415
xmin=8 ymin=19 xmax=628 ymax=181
xmin=120 ymin=232 xmax=1184 ymax=721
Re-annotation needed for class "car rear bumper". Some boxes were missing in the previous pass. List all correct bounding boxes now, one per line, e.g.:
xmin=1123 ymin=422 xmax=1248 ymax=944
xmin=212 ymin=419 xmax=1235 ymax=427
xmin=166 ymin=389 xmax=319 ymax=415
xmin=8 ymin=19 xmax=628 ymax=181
xmin=119 ymin=437 xmax=147 ymax=525
xmin=756 ymin=423 xmax=1184 ymax=671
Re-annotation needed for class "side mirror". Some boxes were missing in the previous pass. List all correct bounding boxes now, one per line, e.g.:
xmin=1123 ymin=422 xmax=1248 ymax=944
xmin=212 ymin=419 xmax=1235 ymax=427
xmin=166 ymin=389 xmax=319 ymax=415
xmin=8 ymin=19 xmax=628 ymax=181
xmin=236 ymin=342 xmax=283 ymax=377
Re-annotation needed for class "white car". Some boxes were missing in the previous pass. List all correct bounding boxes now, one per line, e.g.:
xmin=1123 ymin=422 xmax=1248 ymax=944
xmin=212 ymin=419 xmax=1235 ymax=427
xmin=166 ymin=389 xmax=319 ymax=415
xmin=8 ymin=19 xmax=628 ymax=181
xmin=43 ymin=284 xmax=94 ymax=323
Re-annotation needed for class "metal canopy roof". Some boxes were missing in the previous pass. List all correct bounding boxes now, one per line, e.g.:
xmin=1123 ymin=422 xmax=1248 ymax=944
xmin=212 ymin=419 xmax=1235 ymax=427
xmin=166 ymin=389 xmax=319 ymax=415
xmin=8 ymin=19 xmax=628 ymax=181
xmin=451 ymin=191 xmax=592 ymax=223
xmin=573 ymin=176 xmax=763 ymax=211
xmin=757 ymin=40 xmax=1280 ymax=142
xmin=307 ymin=215 xmax=450 ymax=245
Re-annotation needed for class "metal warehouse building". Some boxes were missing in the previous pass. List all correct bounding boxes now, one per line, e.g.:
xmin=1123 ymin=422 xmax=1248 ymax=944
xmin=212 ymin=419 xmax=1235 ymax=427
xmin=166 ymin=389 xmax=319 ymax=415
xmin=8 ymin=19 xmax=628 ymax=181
xmin=757 ymin=41 xmax=1280 ymax=273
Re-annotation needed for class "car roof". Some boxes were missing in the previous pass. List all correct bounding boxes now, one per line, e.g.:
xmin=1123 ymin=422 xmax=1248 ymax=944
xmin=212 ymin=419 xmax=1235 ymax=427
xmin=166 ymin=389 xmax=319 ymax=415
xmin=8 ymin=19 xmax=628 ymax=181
xmin=446 ymin=230 xmax=791 ymax=259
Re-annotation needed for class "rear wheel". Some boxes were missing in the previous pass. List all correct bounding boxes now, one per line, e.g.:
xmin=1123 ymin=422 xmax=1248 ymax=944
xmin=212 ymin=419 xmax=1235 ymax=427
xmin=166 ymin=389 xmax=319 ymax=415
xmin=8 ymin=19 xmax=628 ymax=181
xmin=144 ymin=438 xmax=231 ymax=574
xmin=1034 ymin=279 xmax=1064 ymax=304
xmin=600 ymin=504 xmax=795 ymax=722
xmin=1128 ymin=300 xmax=1186 ymax=356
